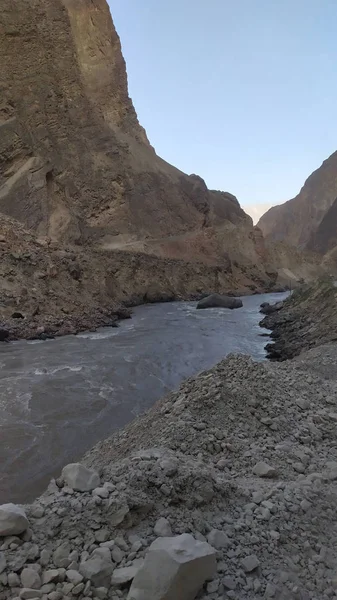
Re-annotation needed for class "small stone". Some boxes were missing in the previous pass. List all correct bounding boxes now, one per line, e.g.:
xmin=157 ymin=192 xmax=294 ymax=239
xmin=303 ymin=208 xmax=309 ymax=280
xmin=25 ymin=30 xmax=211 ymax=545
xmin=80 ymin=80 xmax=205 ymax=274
xmin=111 ymin=561 xmax=144 ymax=586
xmin=66 ymin=570 xmax=83 ymax=585
xmin=94 ymin=587 xmax=108 ymax=599
xmin=252 ymin=491 xmax=263 ymax=504
xmin=252 ymin=462 xmax=277 ymax=478
xmin=109 ymin=504 xmax=130 ymax=527
xmin=223 ymin=576 xmax=236 ymax=590
xmin=31 ymin=506 xmax=45 ymax=519
xmin=40 ymin=584 xmax=55 ymax=594
xmin=0 ymin=552 xmax=6 ymax=574
xmin=254 ymin=578 xmax=262 ymax=592
xmin=296 ymin=398 xmax=309 ymax=410
xmin=40 ymin=549 xmax=51 ymax=567
xmin=79 ymin=547 xmax=114 ymax=587
xmin=93 ymin=487 xmax=109 ymax=499
xmin=131 ymin=541 xmax=143 ymax=553
xmin=47 ymin=593 xmax=62 ymax=600
xmin=111 ymin=546 xmax=125 ymax=564
xmin=95 ymin=529 xmax=110 ymax=543
xmin=53 ymin=543 xmax=70 ymax=568
xmin=241 ymin=554 xmax=260 ymax=573
xmin=293 ymin=462 xmax=305 ymax=473
xmin=207 ymin=579 xmax=219 ymax=593
xmin=159 ymin=458 xmax=178 ymax=476
xmin=207 ymin=529 xmax=230 ymax=549
xmin=20 ymin=590 xmax=43 ymax=599
xmin=154 ymin=517 xmax=172 ymax=537
xmin=21 ymin=568 xmax=41 ymax=589
xmin=72 ymin=582 xmax=85 ymax=595
xmin=42 ymin=570 xmax=59 ymax=584
xmin=300 ymin=499 xmax=312 ymax=511
xmin=265 ymin=582 xmax=276 ymax=597
xmin=115 ymin=536 xmax=129 ymax=552
xmin=61 ymin=463 xmax=100 ymax=492
xmin=8 ymin=572 xmax=21 ymax=587
xmin=0 ymin=503 xmax=29 ymax=536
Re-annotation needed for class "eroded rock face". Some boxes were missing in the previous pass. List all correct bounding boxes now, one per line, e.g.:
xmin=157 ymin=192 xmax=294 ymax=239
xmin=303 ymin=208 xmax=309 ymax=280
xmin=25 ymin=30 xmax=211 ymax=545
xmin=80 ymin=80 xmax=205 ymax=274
xmin=0 ymin=0 xmax=248 ymax=252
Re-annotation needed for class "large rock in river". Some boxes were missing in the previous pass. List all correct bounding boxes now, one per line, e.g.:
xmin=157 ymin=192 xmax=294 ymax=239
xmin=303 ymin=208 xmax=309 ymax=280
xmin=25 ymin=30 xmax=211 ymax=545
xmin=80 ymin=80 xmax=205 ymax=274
xmin=196 ymin=294 xmax=243 ymax=310
xmin=259 ymin=301 xmax=284 ymax=315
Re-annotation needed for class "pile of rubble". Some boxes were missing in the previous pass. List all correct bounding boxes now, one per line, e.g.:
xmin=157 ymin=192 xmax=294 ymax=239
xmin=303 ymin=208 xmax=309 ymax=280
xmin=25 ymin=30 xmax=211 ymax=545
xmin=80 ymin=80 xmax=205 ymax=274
xmin=1 ymin=344 xmax=337 ymax=599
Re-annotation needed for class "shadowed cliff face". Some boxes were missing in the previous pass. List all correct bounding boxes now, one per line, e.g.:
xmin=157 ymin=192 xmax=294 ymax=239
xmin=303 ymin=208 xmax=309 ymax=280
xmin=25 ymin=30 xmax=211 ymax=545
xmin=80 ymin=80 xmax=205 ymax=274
xmin=258 ymin=151 xmax=337 ymax=253
xmin=0 ymin=0 xmax=252 ymax=260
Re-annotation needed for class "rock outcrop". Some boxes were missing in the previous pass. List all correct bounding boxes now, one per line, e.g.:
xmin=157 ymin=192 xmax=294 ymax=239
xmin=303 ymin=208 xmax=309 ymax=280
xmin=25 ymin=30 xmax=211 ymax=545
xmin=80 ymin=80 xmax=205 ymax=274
xmin=258 ymin=151 xmax=337 ymax=256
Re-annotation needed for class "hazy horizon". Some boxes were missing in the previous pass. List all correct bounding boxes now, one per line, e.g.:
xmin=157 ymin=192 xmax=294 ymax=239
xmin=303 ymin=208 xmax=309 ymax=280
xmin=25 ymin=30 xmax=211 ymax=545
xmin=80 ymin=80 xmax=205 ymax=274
xmin=109 ymin=0 xmax=337 ymax=213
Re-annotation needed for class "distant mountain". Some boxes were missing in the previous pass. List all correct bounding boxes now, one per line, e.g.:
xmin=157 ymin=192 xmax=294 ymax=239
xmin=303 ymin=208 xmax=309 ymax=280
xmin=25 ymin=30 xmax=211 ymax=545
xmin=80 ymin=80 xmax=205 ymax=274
xmin=258 ymin=151 xmax=337 ymax=254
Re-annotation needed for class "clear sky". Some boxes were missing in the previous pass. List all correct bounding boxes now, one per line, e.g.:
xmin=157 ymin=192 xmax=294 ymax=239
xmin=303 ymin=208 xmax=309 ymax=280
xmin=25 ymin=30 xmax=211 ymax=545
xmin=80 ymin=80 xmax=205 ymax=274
xmin=108 ymin=0 xmax=337 ymax=218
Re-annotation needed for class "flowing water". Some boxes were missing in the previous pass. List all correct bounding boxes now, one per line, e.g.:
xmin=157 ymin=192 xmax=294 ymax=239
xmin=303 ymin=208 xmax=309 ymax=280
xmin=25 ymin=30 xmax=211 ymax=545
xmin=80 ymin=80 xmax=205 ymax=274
xmin=0 ymin=292 xmax=287 ymax=503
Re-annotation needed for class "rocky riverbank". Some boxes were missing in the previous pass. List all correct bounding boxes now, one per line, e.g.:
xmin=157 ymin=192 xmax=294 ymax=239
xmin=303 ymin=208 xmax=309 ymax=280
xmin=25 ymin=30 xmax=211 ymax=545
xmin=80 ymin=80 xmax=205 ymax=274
xmin=1 ymin=342 xmax=337 ymax=599
xmin=260 ymin=277 xmax=337 ymax=360
xmin=0 ymin=214 xmax=282 ymax=342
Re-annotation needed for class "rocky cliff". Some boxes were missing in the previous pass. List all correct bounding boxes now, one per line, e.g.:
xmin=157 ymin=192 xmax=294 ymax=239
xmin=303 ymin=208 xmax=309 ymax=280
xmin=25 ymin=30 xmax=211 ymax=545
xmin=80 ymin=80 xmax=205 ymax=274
xmin=258 ymin=151 xmax=337 ymax=254
xmin=0 ymin=0 xmax=248 ymax=251
xmin=0 ymin=0 xmax=321 ymax=336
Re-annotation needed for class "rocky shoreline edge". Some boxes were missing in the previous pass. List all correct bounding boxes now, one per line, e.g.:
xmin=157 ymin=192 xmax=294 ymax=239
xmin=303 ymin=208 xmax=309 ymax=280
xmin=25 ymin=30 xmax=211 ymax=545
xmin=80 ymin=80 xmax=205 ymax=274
xmin=259 ymin=276 xmax=337 ymax=361
xmin=1 ymin=278 xmax=337 ymax=599
xmin=0 ymin=286 xmax=286 ymax=343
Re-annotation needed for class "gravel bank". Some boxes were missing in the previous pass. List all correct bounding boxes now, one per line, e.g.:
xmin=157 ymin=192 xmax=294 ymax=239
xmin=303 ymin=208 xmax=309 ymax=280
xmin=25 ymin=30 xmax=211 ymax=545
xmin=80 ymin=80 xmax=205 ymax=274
xmin=1 ymin=344 xmax=337 ymax=599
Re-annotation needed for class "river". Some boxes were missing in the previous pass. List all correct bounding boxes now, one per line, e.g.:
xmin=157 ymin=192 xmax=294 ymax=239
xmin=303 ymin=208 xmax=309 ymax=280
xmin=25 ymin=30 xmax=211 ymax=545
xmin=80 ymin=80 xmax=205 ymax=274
xmin=0 ymin=292 xmax=286 ymax=503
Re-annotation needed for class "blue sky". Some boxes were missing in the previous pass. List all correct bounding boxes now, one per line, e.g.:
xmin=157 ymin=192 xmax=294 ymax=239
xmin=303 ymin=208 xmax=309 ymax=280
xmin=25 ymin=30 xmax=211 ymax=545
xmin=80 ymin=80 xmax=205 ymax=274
xmin=108 ymin=0 xmax=337 ymax=218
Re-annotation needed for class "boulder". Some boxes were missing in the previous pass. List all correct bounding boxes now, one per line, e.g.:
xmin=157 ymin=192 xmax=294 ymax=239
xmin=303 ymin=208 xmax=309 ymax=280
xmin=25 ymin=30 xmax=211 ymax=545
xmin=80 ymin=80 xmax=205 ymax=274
xmin=196 ymin=294 xmax=243 ymax=310
xmin=127 ymin=533 xmax=216 ymax=600
xmin=79 ymin=548 xmax=114 ymax=587
xmin=0 ymin=503 xmax=29 ymax=536
xmin=61 ymin=463 xmax=100 ymax=492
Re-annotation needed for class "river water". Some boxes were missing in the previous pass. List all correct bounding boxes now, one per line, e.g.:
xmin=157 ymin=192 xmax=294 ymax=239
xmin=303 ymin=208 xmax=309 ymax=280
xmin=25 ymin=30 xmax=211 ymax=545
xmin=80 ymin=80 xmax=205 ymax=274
xmin=0 ymin=292 xmax=286 ymax=504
